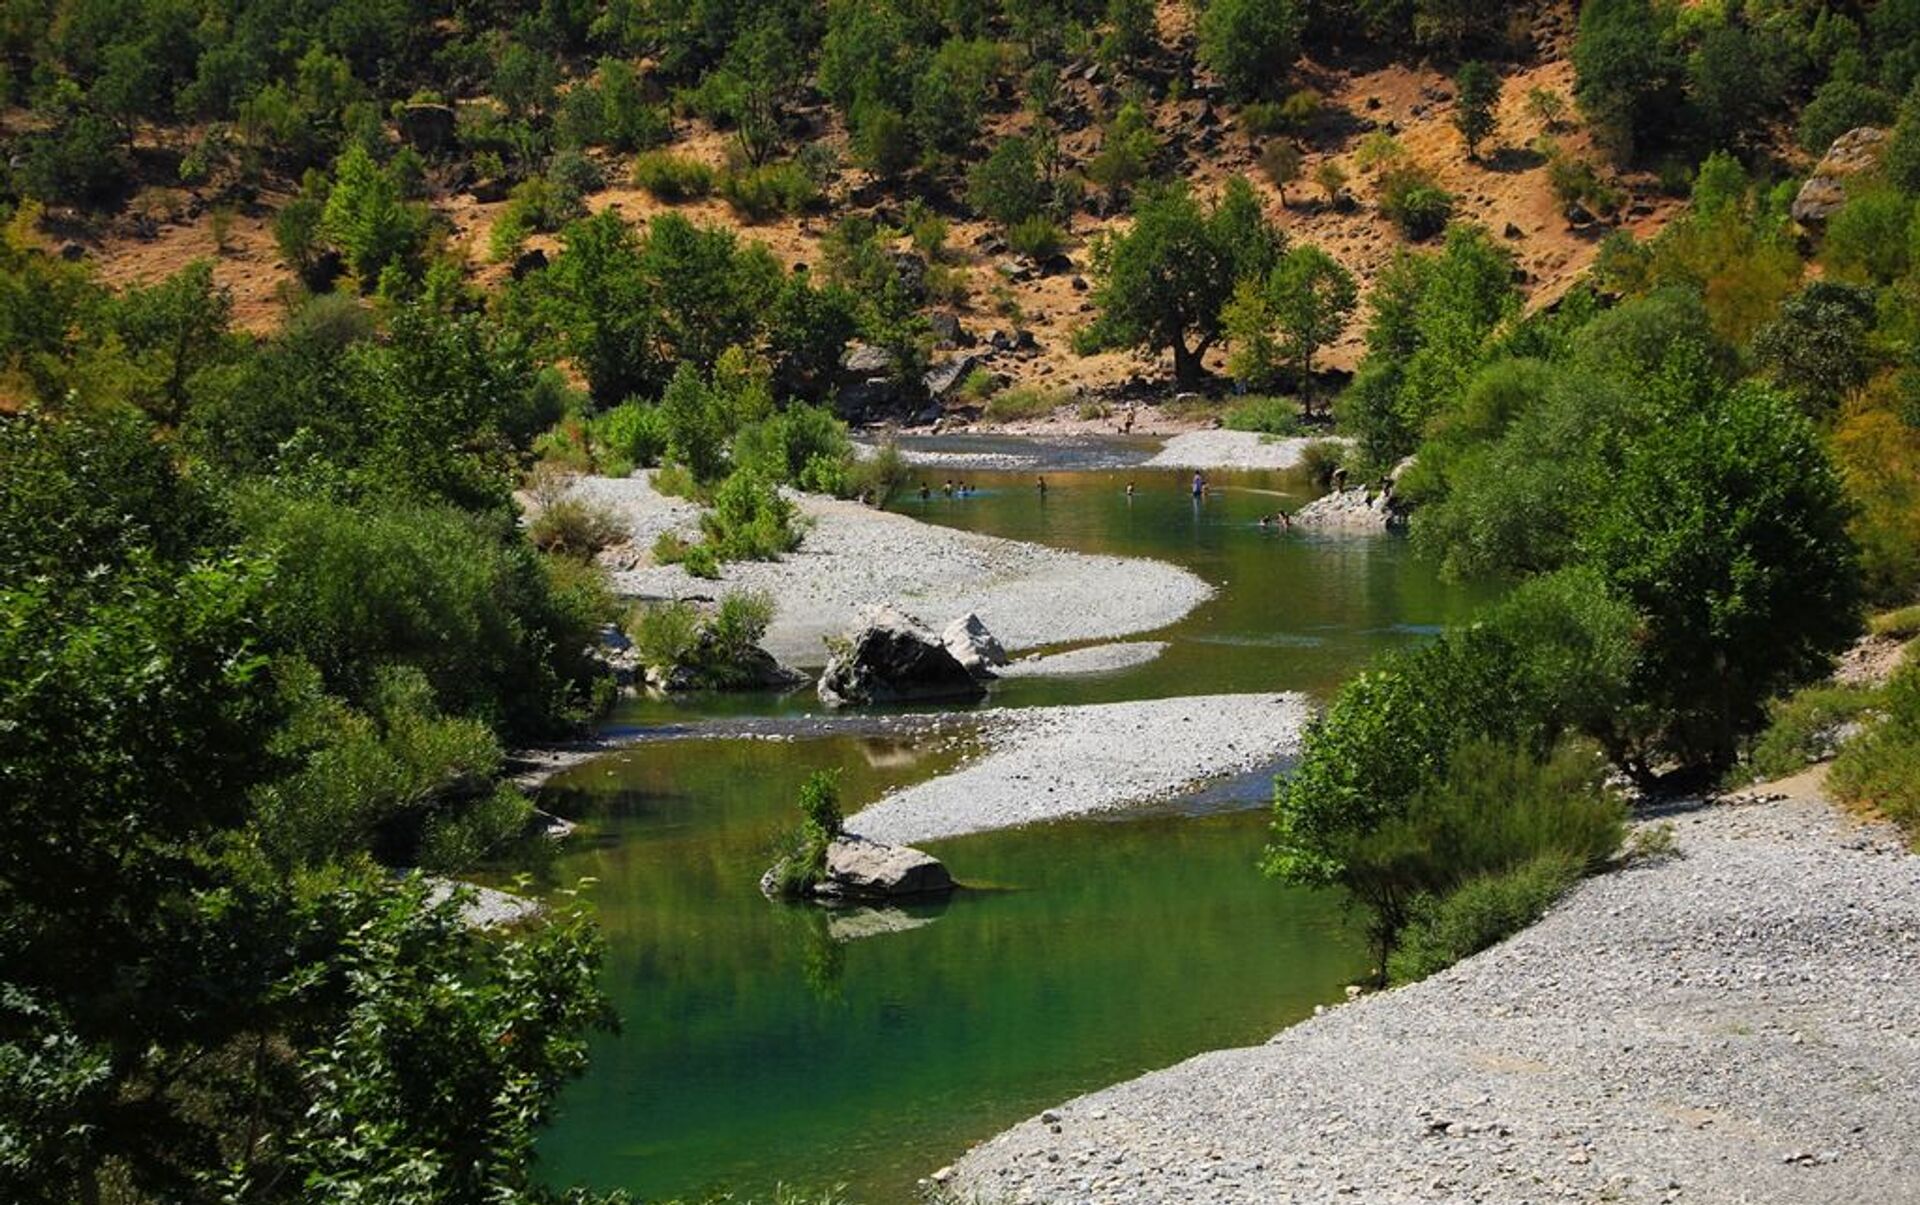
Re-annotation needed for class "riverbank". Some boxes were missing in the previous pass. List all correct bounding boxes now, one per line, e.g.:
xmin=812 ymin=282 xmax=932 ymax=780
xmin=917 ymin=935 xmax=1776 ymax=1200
xmin=854 ymin=430 xmax=1340 ymax=473
xmin=948 ymin=771 xmax=1920 ymax=1204
xmin=846 ymin=693 xmax=1311 ymax=844
xmin=573 ymin=474 xmax=1213 ymax=666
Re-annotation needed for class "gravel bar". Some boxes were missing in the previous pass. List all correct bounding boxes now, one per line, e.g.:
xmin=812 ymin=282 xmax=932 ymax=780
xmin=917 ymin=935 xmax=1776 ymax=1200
xmin=572 ymin=474 xmax=1213 ymax=665
xmin=845 ymin=693 xmax=1311 ymax=845
xmin=1143 ymin=431 xmax=1345 ymax=472
xmin=949 ymin=771 xmax=1920 ymax=1204
xmin=994 ymin=641 xmax=1170 ymax=678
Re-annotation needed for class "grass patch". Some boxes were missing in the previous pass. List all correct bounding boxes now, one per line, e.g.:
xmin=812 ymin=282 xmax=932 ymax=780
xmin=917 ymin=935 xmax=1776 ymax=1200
xmin=984 ymin=385 xmax=1068 ymax=423
xmin=1870 ymin=604 xmax=1920 ymax=640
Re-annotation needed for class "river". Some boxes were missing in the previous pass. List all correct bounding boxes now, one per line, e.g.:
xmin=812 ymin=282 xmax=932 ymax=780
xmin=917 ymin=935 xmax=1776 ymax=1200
xmin=531 ymin=456 xmax=1495 ymax=1202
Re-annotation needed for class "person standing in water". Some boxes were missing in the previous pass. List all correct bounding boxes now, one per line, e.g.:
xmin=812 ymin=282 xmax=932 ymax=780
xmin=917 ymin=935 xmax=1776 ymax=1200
xmin=1191 ymin=471 xmax=1206 ymax=498
xmin=1036 ymin=476 xmax=1048 ymax=496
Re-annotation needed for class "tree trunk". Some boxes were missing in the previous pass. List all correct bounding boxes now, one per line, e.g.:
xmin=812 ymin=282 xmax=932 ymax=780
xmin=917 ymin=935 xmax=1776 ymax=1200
xmin=1171 ymin=338 xmax=1199 ymax=385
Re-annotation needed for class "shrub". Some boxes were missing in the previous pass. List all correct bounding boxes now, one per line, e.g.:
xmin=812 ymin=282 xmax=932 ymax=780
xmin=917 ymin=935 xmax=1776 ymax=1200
xmin=769 ymin=770 xmax=846 ymax=898
xmin=1006 ymin=215 xmax=1066 ymax=259
xmin=1872 ymin=606 xmax=1920 ymax=641
xmin=1379 ymin=165 xmax=1453 ymax=240
xmin=1297 ymin=439 xmax=1345 ymax=488
xmin=1830 ymin=656 xmax=1920 ymax=840
xmin=718 ymin=162 xmax=819 ymax=221
xmin=528 ymin=495 xmax=627 ymax=558
xmin=592 ymin=400 xmax=669 ymax=474
xmin=1743 ymin=683 xmax=1882 ymax=783
xmin=848 ymin=435 xmax=912 ymax=504
xmin=632 ymin=152 xmax=716 ymax=201
xmin=1198 ymin=0 xmax=1306 ymax=102
xmin=985 ymin=385 xmax=1068 ymax=422
xmin=969 ymin=137 xmax=1049 ymax=228
xmin=1259 ymin=141 xmax=1303 ymax=198
xmin=700 ymin=469 xmax=800 ymax=561
xmin=1387 ymin=852 xmax=1583 ymax=984
xmin=1223 ymin=396 xmax=1301 ymax=434
xmin=631 ymin=599 xmax=702 ymax=669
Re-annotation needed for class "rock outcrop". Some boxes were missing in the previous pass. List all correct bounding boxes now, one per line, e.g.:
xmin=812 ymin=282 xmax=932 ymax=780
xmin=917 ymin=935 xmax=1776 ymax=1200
xmin=1292 ymin=485 xmax=1408 ymax=533
xmin=817 ymin=605 xmax=988 ymax=707
xmin=942 ymin=612 xmax=1008 ymax=677
xmin=1792 ymin=126 xmax=1889 ymax=227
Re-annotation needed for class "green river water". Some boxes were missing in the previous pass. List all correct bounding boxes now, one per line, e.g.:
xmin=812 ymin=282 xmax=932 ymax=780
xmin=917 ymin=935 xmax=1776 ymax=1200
xmin=534 ymin=460 xmax=1496 ymax=1202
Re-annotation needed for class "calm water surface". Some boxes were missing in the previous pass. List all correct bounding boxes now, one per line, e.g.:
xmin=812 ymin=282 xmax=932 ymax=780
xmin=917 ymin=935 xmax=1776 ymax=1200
xmin=536 ymin=461 xmax=1494 ymax=1202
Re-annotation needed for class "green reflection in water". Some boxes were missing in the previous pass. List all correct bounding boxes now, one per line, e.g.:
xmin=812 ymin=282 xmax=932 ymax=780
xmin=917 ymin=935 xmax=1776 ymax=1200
xmin=537 ymin=735 xmax=1367 ymax=1203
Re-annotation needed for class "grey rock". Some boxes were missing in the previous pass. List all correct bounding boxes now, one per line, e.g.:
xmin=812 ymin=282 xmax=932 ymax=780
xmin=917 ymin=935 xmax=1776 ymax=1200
xmin=817 ymin=834 xmax=955 ymax=899
xmin=817 ymin=605 xmax=988 ymax=707
xmin=943 ymin=612 xmax=1008 ymax=676
xmin=924 ymin=354 xmax=984 ymax=400
xmin=842 ymin=342 xmax=897 ymax=375
xmin=1794 ymin=127 xmax=1889 ymax=226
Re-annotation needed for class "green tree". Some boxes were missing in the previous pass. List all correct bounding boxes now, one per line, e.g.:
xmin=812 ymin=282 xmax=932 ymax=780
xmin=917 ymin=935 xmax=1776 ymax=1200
xmin=1267 ymin=244 xmax=1358 ymax=406
xmin=1687 ymin=23 xmax=1776 ymax=150
xmin=1198 ymin=0 xmax=1305 ymax=103
xmin=1573 ymin=0 xmax=1679 ymax=161
xmin=107 ymin=261 xmax=235 ymax=426
xmin=1585 ymin=383 xmax=1861 ymax=780
xmin=1085 ymin=178 xmax=1284 ymax=383
xmin=968 ymin=136 xmax=1050 ymax=228
xmin=321 ymin=144 xmax=428 ymax=288
xmin=1752 ymin=281 xmax=1879 ymax=416
xmin=1452 ymin=61 xmax=1500 ymax=161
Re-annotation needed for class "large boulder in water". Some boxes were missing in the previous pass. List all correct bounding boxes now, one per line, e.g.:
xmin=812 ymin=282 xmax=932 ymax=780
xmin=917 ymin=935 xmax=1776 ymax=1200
xmin=943 ymin=612 xmax=1008 ymax=677
xmin=817 ymin=605 xmax=987 ymax=707
xmin=817 ymin=835 xmax=954 ymax=899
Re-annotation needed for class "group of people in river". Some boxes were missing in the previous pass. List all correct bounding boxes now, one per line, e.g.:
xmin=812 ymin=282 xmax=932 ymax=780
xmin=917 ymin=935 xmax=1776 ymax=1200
xmin=916 ymin=479 xmax=978 ymax=500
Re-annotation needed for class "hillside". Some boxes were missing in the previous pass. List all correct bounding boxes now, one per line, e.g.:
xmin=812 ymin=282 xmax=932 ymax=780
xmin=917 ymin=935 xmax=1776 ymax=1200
xmin=31 ymin=1 xmax=1683 ymax=411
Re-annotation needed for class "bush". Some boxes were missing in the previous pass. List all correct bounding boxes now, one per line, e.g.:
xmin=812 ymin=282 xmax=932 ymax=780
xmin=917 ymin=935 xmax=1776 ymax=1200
xmin=847 ymin=435 xmax=912 ymax=505
xmin=631 ymin=599 xmax=702 ymax=669
xmin=1743 ymin=683 xmax=1882 ymax=783
xmin=591 ymin=400 xmax=669 ymax=474
xmin=238 ymin=489 xmax=611 ymax=738
xmin=1379 ymin=165 xmax=1454 ymax=240
xmin=1297 ymin=438 xmax=1346 ymax=488
xmin=1223 ymin=396 xmax=1301 ymax=434
xmin=632 ymin=152 xmax=716 ymax=201
xmin=1006 ymin=215 xmax=1066 ymax=259
xmin=1830 ymin=655 xmax=1920 ymax=841
xmin=769 ymin=770 xmax=845 ymax=898
xmin=700 ymin=469 xmax=800 ymax=561
xmin=1198 ymin=0 xmax=1306 ymax=102
xmin=1387 ymin=853 xmax=1583 ymax=984
xmin=985 ymin=385 xmax=1068 ymax=422
xmin=718 ymin=162 xmax=819 ymax=222
xmin=1872 ymin=606 xmax=1920 ymax=641
xmin=528 ymin=495 xmax=627 ymax=558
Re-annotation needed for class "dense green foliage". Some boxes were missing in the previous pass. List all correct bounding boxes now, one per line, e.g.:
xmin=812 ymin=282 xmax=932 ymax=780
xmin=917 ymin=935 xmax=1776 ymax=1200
xmin=0 ymin=217 xmax=621 ymax=1200
xmin=1082 ymin=178 xmax=1284 ymax=382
